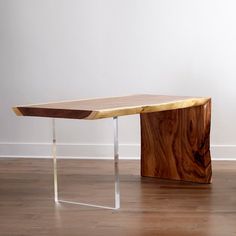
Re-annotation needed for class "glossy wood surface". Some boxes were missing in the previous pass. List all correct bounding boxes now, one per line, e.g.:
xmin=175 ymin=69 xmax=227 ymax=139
xmin=0 ymin=158 xmax=235 ymax=236
xmin=141 ymin=100 xmax=212 ymax=183
xmin=13 ymin=94 xmax=210 ymax=120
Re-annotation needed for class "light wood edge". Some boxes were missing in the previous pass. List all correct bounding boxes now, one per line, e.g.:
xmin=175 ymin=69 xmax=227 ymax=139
xmin=12 ymin=107 xmax=23 ymax=116
xmin=12 ymin=97 xmax=211 ymax=120
xmin=86 ymin=97 xmax=211 ymax=119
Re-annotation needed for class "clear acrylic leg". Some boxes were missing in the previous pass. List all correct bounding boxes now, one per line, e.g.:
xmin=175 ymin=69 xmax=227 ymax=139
xmin=52 ymin=117 xmax=120 ymax=210
xmin=52 ymin=118 xmax=58 ymax=203
xmin=114 ymin=116 xmax=120 ymax=209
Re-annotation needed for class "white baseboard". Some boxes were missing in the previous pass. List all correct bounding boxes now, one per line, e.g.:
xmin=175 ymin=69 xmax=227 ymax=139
xmin=0 ymin=142 xmax=236 ymax=160
xmin=0 ymin=142 xmax=139 ymax=159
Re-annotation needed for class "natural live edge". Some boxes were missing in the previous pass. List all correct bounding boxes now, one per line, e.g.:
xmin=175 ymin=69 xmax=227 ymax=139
xmin=12 ymin=96 xmax=211 ymax=120
xmin=93 ymin=97 xmax=211 ymax=119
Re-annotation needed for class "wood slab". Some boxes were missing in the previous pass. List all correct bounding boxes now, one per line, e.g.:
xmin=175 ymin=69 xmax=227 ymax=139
xmin=140 ymin=100 xmax=212 ymax=183
xmin=13 ymin=94 xmax=212 ymax=184
xmin=13 ymin=94 xmax=210 ymax=120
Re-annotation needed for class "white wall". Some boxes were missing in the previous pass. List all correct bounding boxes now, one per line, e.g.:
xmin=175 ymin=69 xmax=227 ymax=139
xmin=1 ymin=0 xmax=236 ymax=159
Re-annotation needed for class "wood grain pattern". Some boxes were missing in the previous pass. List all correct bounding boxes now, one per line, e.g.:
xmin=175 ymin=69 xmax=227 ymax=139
xmin=140 ymin=100 xmax=212 ymax=183
xmin=0 ymin=159 xmax=236 ymax=236
xmin=13 ymin=94 xmax=210 ymax=120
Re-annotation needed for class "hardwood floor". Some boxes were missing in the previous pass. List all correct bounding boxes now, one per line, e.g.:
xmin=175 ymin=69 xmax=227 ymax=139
xmin=0 ymin=159 xmax=236 ymax=236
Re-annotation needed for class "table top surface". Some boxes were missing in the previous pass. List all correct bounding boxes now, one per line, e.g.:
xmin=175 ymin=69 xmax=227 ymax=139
xmin=13 ymin=94 xmax=210 ymax=119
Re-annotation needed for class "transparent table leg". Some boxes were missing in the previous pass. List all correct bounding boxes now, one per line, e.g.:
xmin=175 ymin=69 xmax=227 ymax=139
xmin=114 ymin=116 xmax=120 ymax=209
xmin=52 ymin=118 xmax=58 ymax=203
xmin=51 ymin=117 xmax=120 ymax=210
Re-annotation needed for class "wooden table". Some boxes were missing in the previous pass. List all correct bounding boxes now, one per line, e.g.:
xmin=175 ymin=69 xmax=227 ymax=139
xmin=13 ymin=94 xmax=212 ymax=209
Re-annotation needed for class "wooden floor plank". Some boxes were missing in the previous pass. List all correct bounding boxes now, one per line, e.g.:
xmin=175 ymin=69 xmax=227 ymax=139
xmin=0 ymin=159 xmax=236 ymax=236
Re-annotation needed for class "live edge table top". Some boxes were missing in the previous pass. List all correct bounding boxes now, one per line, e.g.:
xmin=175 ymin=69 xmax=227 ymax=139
xmin=13 ymin=94 xmax=210 ymax=120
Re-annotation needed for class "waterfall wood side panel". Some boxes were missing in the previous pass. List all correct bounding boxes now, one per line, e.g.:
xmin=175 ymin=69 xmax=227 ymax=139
xmin=140 ymin=101 xmax=212 ymax=183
